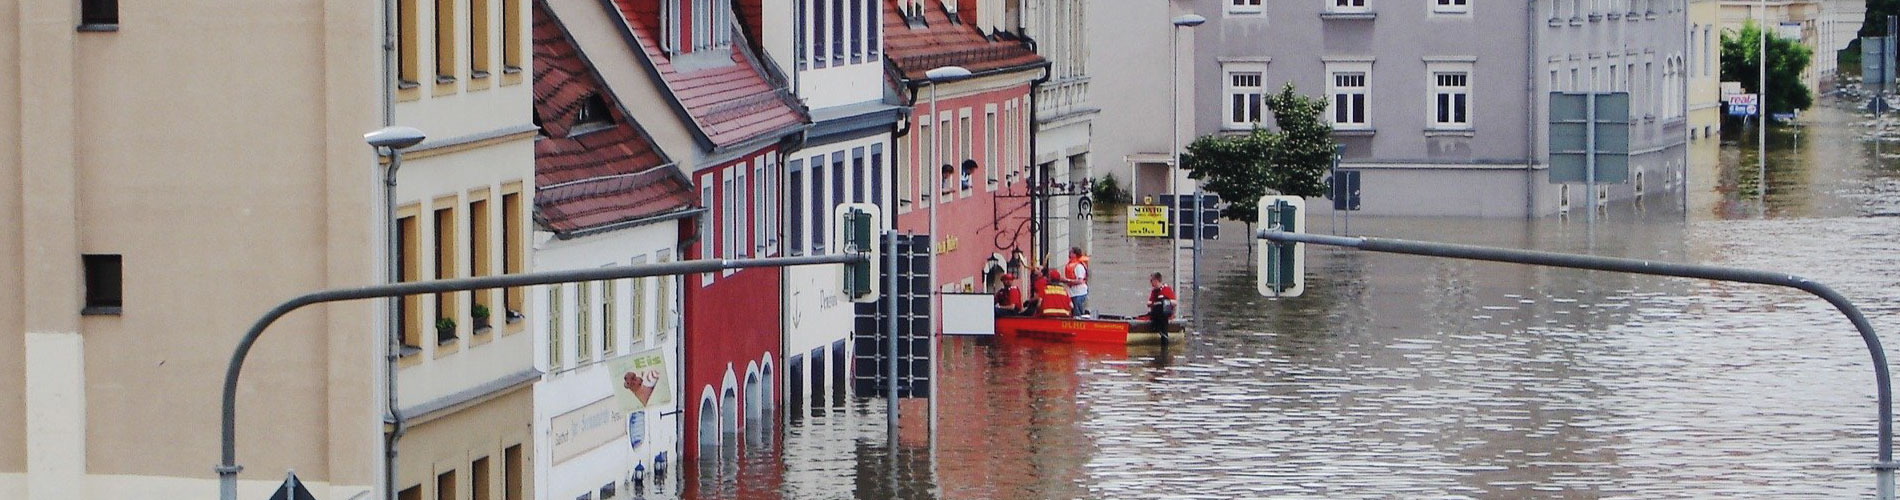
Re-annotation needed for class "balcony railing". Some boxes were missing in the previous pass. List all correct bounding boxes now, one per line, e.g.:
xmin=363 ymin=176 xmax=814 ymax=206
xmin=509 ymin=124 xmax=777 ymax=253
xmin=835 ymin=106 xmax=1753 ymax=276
xmin=1036 ymin=76 xmax=1091 ymax=119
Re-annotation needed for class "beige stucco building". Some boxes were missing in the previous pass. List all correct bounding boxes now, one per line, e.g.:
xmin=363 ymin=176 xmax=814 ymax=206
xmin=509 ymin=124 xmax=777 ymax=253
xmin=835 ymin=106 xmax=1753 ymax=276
xmin=1719 ymin=0 xmax=1866 ymax=93
xmin=1 ymin=0 xmax=537 ymax=498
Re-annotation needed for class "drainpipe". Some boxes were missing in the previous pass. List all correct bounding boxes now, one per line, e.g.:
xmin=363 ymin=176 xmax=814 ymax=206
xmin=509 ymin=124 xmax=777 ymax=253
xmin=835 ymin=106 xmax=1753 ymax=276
xmin=380 ymin=0 xmax=404 ymax=498
xmin=1525 ymin=0 xmax=1538 ymax=218
xmin=1024 ymin=37 xmax=1052 ymax=262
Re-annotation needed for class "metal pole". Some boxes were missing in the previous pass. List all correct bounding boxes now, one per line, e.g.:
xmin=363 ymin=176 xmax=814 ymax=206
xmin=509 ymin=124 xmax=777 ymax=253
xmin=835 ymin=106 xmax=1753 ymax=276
xmin=926 ymin=83 xmax=942 ymax=437
xmin=1169 ymin=21 xmax=1182 ymax=295
xmin=885 ymin=232 xmax=899 ymax=443
xmin=217 ymin=254 xmax=866 ymax=500
xmin=1758 ymin=0 xmax=1767 ymax=207
xmin=382 ymin=150 xmax=405 ymax=500
xmin=1259 ymin=230 xmax=1897 ymax=499
xmin=1586 ymin=92 xmax=1597 ymax=224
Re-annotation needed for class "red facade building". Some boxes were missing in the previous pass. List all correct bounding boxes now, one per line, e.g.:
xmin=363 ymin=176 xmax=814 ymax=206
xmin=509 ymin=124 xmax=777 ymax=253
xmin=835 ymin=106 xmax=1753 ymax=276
xmin=884 ymin=0 xmax=1049 ymax=291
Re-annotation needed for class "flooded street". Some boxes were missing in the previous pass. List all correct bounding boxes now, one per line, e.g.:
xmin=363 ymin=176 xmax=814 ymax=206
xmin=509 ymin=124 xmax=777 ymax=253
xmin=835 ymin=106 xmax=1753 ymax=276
xmin=712 ymin=100 xmax=1900 ymax=498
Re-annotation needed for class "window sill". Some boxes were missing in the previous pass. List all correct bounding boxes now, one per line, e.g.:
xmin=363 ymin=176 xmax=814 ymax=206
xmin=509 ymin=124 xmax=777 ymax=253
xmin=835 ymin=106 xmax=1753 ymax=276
xmin=1423 ymin=128 xmax=1475 ymax=137
xmin=398 ymin=344 xmax=423 ymax=357
xmin=1606 ymin=12 xmax=1621 ymax=20
xmin=503 ymin=65 xmax=523 ymax=75
xmin=1332 ymin=128 xmax=1376 ymax=137
xmin=437 ymin=334 xmax=460 ymax=346
xmin=567 ymin=122 xmax=614 ymax=137
xmin=76 ymin=23 xmax=118 ymax=32
xmin=1569 ymin=17 xmax=1583 ymax=26
xmin=397 ymin=80 xmax=420 ymax=90
xmin=1319 ymin=11 xmax=1375 ymax=20
xmin=1548 ymin=18 xmax=1564 ymax=27
xmin=471 ymin=70 xmax=492 ymax=80
xmin=1432 ymin=9 xmax=1471 ymax=16
xmin=81 ymin=306 xmax=122 ymax=316
xmin=1625 ymin=11 xmax=1641 ymax=20
xmin=1226 ymin=9 xmax=1264 ymax=17
xmin=435 ymin=75 xmax=457 ymax=85
xmin=1587 ymin=14 xmax=1603 ymax=22
xmin=1645 ymin=13 xmax=1657 ymax=20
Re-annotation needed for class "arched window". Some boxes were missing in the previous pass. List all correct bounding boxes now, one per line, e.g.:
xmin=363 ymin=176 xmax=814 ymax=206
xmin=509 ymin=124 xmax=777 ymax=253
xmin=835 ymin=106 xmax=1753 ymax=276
xmin=744 ymin=372 xmax=762 ymax=425
xmin=696 ymin=395 xmax=718 ymax=455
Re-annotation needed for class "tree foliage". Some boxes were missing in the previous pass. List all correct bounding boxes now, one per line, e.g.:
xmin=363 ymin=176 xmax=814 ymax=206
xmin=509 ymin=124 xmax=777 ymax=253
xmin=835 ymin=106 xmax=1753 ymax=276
xmin=1180 ymin=84 xmax=1335 ymax=224
xmin=1722 ymin=20 xmax=1813 ymax=116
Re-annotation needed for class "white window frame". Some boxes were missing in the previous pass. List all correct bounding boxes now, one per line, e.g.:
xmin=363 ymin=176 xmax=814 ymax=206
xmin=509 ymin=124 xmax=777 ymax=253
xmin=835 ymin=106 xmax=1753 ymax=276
xmin=1325 ymin=61 xmax=1372 ymax=130
xmin=984 ymin=104 xmax=998 ymax=192
xmin=1222 ymin=63 xmax=1268 ymax=130
xmin=1329 ymin=0 xmax=1368 ymax=13
xmin=1426 ymin=61 xmax=1473 ymax=130
xmin=1226 ymin=0 xmax=1262 ymax=15
xmin=1432 ymin=0 xmax=1469 ymax=14
xmin=699 ymin=179 xmax=714 ymax=286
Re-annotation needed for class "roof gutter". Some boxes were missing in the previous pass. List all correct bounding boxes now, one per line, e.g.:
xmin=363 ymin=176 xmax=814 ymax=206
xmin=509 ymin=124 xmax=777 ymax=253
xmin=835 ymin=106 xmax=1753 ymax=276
xmin=553 ymin=206 xmax=707 ymax=241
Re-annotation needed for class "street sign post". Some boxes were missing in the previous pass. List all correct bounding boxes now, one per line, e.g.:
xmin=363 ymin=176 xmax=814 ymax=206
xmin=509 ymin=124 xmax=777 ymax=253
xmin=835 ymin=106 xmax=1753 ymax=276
xmin=267 ymin=471 xmax=317 ymax=500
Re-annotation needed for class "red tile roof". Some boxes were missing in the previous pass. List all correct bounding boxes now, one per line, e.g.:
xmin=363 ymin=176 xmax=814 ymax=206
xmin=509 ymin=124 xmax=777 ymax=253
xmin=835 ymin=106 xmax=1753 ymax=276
xmin=607 ymin=0 xmax=807 ymax=150
xmin=883 ymin=0 xmax=1045 ymax=81
xmin=534 ymin=2 xmax=695 ymax=236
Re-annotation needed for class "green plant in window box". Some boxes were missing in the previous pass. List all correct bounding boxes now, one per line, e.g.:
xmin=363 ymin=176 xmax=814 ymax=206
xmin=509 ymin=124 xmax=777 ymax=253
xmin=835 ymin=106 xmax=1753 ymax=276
xmin=435 ymin=317 xmax=458 ymax=344
xmin=472 ymin=303 xmax=492 ymax=332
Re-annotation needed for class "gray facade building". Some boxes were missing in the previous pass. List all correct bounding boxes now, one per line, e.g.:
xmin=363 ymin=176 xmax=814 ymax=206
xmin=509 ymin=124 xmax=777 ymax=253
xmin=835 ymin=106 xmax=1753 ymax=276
xmin=1191 ymin=0 xmax=1689 ymax=217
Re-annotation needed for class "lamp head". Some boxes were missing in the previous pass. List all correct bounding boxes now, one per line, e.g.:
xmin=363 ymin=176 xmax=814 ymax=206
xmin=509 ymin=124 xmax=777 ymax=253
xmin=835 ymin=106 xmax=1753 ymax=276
xmin=924 ymin=65 xmax=973 ymax=82
xmin=363 ymin=126 xmax=427 ymax=150
xmin=1172 ymin=14 xmax=1206 ymax=27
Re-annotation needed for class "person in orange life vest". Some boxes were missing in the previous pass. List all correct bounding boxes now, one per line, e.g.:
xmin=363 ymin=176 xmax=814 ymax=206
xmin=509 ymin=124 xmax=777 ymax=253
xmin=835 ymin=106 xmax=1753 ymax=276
xmin=1137 ymin=272 xmax=1177 ymax=336
xmin=993 ymin=273 xmax=1024 ymax=317
xmin=1037 ymin=268 xmax=1073 ymax=317
xmin=1057 ymin=247 xmax=1091 ymax=317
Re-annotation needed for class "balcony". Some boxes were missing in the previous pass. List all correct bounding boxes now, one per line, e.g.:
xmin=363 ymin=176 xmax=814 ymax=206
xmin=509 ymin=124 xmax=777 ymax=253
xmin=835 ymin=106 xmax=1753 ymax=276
xmin=1036 ymin=76 xmax=1094 ymax=121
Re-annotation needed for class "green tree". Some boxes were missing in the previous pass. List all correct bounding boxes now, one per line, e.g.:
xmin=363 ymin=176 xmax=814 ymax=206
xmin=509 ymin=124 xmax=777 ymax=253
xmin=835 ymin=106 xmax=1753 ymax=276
xmin=1722 ymin=20 xmax=1813 ymax=116
xmin=1860 ymin=0 xmax=1899 ymax=38
xmin=1180 ymin=83 xmax=1335 ymax=224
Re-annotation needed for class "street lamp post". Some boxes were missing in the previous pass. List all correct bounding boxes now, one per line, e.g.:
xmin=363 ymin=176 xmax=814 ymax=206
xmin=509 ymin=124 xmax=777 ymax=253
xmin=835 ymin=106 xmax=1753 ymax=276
xmin=1170 ymin=13 xmax=1205 ymax=319
xmin=1758 ymin=0 xmax=1767 ymax=209
xmin=363 ymin=125 xmax=426 ymax=500
xmin=920 ymin=64 xmax=969 ymax=438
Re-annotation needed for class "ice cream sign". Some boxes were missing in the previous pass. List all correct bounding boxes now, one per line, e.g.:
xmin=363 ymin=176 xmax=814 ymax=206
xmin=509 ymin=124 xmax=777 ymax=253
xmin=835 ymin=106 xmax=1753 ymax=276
xmin=608 ymin=347 xmax=672 ymax=411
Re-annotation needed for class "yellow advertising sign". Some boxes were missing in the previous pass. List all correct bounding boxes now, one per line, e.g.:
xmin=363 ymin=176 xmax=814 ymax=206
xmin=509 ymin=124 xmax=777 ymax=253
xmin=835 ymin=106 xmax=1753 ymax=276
xmin=1126 ymin=205 xmax=1170 ymax=237
xmin=607 ymin=347 xmax=672 ymax=412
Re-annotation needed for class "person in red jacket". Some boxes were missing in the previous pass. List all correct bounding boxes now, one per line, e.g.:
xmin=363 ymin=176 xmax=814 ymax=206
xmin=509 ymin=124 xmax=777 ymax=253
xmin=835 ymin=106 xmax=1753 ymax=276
xmin=993 ymin=273 xmax=1024 ymax=317
xmin=1139 ymin=272 xmax=1177 ymax=336
xmin=1037 ymin=268 xmax=1073 ymax=317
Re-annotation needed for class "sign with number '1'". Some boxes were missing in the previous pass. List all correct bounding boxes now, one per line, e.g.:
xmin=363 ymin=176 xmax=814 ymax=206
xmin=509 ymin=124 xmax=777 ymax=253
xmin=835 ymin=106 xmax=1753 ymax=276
xmin=1126 ymin=205 xmax=1170 ymax=237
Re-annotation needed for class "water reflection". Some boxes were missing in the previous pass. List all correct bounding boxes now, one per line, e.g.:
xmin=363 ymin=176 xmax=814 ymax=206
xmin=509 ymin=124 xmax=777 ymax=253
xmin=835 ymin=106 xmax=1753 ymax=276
xmin=692 ymin=99 xmax=1900 ymax=498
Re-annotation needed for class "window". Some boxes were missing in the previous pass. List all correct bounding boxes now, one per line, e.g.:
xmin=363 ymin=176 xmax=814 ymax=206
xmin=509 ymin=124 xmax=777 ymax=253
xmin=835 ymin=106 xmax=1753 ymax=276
xmin=472 ymin=456 xmax=492 ymax=500
xmin=1329 ymin=71 xmax=1369 ymax=129
xmin=469 ymin=196 xmax=492 ymax=331
xmin=1703 ymin=26 xmax=1712 ymax=76
xmin=867 ymin=0 xmax=880 ymax=58
xmin=576 ymin=281 xmax=592 ymax=362
xmin=937 ymin=116 xmax=953 ymax=194
xmin=958 ymin=114 xmax=973 ymax=193
xmin=573 ymin=94 xmax=612 ymax=130
xmin=1224 ymin=70 xmax=1265 ymax=129
xmin=831 ymin=152 xmax=846 ymax=220
xmin=852 ymin=148 xmax=866 ymax=203
xmin=1433 ymin=0 xmax=1468 ymax=14
xmin=871 ymin=145 xmax=885 ymax=208
xmin=984 ymin=110 xmax=998 ymax=190
xmin=765 ymin=153 xmax=779 ymax=253
xmin=434 ymin=205 xmax=459 ymax=343
xmin=1331 ymin=0 xmax=1366 ymax=12
xmin=470 ymin=0 xmax=491 ymax=78
xmin=435 ymin=0 xmax=456 ymax=84
xmin=735 ymin=168 xmax=749 ymax=258
xmin=655 ymin=251 xmax=673 ymax=339
xmin=812 ymin=0 xmax=827 ymax=68
xmin=399 ymin=0 xmax=420 ymax=86
xmin=723 ymin=174 xmax=736 ymax=261
xmin=754 ymin=159 xmax=768 ymax=255
xmin=832 ymin=0 xmax=845 ymax=61
xmin=547 ymin=285 xmax=562 ymax=368
xmin=1431 ymin=71 xmax=1470 ymax=129
xmin=399 ymin=214 xmax=420 ymax=351
xmin=400 ymin=486 xmax=421 ymax=500
xmin=600 ymin=279 xmax=615 ymax=357
xmin=850 ymin=0 xmax=863 ymax=62
xmin=503 ymin=0 xmax=522 ymax=72
xmin=81 ymin=254 xmax=122 ymax=315
xmin=1227 ymin=0 xmax=1262 ymax=15
xmin=502 ymin=189 xmax=524 ymax=325
xmin=503 ymin=445 xmax=522 ymax=500
xmin=790 ymin=160 xmax=805 ymax=254
xmin=795 ymin=0 xmax=808 ymax=68
xmin=699 ymin=183 xmax=713 ymax=285
xmin=80 ymin=0 xmax=117 ymax=27
xmin=631 ymin=269 xmax=647 ymax=346
xmin=810 ymin=157 xmax=825 ymax=251
xmin=436 ymin=469 xmax=457 ymax=500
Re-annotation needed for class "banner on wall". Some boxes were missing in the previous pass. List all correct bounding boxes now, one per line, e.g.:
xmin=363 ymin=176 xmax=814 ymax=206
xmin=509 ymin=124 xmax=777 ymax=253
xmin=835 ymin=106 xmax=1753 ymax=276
xmin=608 ymin=347 xmax=673 ymax=412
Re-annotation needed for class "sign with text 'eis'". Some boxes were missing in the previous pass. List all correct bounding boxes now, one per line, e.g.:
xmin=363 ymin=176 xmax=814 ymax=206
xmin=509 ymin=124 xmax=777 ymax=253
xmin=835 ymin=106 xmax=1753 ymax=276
xmin=608 ymin=347 xmax=672 ymax=412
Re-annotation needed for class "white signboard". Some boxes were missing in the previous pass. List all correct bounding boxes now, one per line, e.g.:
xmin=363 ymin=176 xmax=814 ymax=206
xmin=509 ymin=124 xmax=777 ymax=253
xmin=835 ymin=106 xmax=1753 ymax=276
xmin=941 ymin=293 xmax=995 ymax=335
xmin=549 ymin=397 xmax=626 ymax=464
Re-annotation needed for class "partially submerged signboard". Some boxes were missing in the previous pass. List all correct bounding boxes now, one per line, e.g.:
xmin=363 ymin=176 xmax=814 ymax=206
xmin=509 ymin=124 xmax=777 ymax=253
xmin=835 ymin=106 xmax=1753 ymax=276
xmin=1549 ymin=92 xmax=1630 ymax=184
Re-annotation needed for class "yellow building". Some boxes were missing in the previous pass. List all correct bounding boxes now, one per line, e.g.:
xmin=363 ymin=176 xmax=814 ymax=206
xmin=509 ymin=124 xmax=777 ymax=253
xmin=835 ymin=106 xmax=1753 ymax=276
xmin=1719 ymin=0 xmax=1866 ymax=94
xmin=1691 ymin=0 xmax=1726 ymax=218
xmin=0 ymin=0 xmax=536 ymax=498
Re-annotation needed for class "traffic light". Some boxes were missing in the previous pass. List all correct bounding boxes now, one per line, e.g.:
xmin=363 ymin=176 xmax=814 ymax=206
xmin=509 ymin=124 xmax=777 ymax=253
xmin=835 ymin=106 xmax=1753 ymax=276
xmin=833 ymin=203 xmax=881 ymax=302
xmin=1256 ymin=196 xmax=1304 ymax=297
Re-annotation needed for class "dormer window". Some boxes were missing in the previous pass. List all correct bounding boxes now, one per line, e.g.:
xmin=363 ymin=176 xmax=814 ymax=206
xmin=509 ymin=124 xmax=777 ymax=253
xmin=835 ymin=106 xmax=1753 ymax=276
xmin=661 ymin=0 xmax=733 ymax=55
xmin=570 ymin=94 xmax=613 ymax=136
